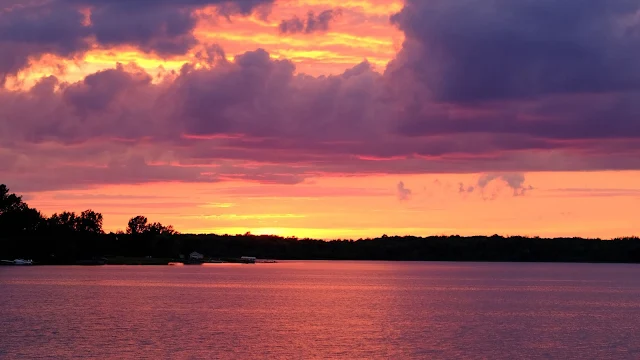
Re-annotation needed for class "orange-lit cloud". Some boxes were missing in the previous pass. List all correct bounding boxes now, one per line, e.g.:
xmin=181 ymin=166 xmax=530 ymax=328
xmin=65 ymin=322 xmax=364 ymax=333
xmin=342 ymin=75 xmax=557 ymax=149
xmin=5 ymin=0 xmax=403 ymax=87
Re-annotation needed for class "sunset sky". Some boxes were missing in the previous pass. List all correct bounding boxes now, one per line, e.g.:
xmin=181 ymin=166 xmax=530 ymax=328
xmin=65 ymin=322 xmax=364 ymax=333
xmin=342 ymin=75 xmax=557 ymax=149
xmin=2 ymin=0 xmax=639 ymax=239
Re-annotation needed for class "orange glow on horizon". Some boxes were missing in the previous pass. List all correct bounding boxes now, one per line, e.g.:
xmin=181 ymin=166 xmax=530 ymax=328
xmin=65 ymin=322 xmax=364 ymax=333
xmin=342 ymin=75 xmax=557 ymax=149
xmin=24 ymin=172 xmax=640 ymax=239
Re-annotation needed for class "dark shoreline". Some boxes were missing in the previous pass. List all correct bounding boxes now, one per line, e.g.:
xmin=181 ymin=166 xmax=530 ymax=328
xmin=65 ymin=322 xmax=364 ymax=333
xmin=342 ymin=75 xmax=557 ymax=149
xmin=4 ymin=234 xmax=640 ymax=265
xmin=5 ymin=259 xmax=640 ymax=266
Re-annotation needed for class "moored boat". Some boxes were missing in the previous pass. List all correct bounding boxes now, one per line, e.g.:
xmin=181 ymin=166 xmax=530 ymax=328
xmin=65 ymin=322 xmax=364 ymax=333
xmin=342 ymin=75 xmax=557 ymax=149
xmin=240 ymin=256 xmax=256 ymax=264
xmin=14 ymin=259 xmax=33 ymax=265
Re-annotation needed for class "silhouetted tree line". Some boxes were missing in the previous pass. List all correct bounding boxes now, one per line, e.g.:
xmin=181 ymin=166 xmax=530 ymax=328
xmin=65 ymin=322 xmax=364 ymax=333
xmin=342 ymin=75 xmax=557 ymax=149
xmin=2 ymin=184 xmax=640 ymax=264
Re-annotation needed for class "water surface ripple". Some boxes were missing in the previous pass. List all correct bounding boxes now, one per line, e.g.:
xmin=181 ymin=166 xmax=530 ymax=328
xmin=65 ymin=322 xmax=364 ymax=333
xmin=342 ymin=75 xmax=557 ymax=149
xmin=1 ymin=261 xmax=639 ymax=359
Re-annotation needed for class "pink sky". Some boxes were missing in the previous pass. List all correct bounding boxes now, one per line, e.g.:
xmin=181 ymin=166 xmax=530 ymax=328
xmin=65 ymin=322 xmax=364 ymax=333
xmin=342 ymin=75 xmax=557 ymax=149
xmin=2 ymin=0 xmax=640 ymax=238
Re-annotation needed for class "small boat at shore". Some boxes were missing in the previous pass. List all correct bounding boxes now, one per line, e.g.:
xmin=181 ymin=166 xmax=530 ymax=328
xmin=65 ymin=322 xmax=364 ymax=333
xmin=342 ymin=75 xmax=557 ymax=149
xmin=1 ymin=259 xmax=33 ymax=265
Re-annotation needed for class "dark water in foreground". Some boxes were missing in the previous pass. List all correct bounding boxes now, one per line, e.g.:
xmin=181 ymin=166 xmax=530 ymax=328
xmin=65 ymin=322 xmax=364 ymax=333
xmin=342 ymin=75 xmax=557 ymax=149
xmin=1 ymin=262 xmax=639 ymax=359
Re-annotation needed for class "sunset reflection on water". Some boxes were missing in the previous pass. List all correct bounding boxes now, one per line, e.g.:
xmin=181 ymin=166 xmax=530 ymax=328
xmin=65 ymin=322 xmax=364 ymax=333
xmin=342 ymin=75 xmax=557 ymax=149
xmin=1 ymin=262 xmax=640 ymax=359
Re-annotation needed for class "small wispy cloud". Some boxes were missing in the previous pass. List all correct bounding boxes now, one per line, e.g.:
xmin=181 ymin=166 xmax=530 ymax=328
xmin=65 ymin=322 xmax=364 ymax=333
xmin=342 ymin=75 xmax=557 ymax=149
xmin=279 ymin=9 xmax=342 ymax=34
xmin=458 ymin=173 xmax=534 ymax=200
xmin=397 ymin=181 xmax=412 ymax=201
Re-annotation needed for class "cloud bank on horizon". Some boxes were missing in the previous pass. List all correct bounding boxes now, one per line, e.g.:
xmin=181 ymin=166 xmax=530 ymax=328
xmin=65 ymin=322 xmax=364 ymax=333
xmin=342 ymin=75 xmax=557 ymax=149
xmin=2 ymin=0 xmax=640 ymax=192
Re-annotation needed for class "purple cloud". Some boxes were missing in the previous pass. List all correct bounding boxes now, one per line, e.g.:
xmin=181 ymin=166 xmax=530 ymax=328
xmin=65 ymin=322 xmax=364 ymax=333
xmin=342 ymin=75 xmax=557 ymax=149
xmin=3 ymin=47 xmax=640 ymax=192
xmin=0 ymin=0 xmax=274 ymax=80
xmin=388 ymin=0 xmax=640 ymax=103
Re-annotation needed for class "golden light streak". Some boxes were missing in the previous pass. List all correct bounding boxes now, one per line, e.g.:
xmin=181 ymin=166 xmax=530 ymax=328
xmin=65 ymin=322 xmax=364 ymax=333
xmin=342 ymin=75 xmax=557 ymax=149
xmin=181 ymin=214 xmax=306 ymax=220
xmin=292 ymin=0 xmax=404 ymax=15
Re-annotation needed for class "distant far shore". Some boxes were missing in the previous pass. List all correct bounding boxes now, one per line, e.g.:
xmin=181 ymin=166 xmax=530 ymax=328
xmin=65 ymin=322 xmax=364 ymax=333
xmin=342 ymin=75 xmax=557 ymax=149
xmin=2 ymin=234 xmax=640 ymax=265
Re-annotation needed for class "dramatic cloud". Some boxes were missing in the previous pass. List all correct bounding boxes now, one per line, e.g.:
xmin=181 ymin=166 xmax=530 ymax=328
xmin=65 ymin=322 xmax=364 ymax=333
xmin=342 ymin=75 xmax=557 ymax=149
xmin=389 ymin=0 xmax=640 ymax=102
xmin=397 ymin=181 xmax=411 ymax=201
xmin=4 ymin=0 xmax=640 ymax=192
xmin=4 ymin=46 xmax=640 ymax=192
xmin=385 ymin=0 xmax=640 ymax=152
xmin=279 ymin=9 xmax=341 ymax=34
xmin=0 ymin=0 xmax=274 ymax=80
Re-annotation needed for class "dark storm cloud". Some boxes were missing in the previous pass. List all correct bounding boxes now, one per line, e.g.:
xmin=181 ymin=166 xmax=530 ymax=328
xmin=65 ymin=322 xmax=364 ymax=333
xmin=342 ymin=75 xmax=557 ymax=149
xmin=63 ymin=65 xmax=152 ymax=113
xmin=68 ymin=0 xmax=273 ymax=55
xmin=169 ymin=51 xmax=387 ymax=143
xmin=174 ymin=49 xmax=297 ymax=136
xmin=279 ymin=9 xmax=341 ymax=34
xmin=385 ymin=0 xmax=640 ymax=145
xmin=388 ymin=0 xmax=640 ymax=103
xmin=394 ymin=92 xmax=640 ymax=140
xmin=0 ymin=0 xmax=274 ymax=79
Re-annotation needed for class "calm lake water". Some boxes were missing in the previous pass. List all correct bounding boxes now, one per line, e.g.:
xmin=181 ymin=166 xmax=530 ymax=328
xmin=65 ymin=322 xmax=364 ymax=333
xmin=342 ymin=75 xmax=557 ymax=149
xmin=1 ymin=261 xmax=640 ymax=359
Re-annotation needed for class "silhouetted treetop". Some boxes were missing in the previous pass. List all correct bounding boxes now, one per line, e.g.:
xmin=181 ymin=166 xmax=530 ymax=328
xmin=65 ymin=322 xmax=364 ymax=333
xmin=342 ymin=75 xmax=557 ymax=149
xmin=0 ymin=184 xmax=43 ymax=235
xmin=0 ymin=184 xmax=27 ymax=215
xmin=127 ymin=215 xmax=176 ymax=235
xmin=48 ymin=210 xmax=103 ymax=234
xmin=127 ymin=215 xmax=148 ymax=235
xmin=78 ymin=210 xmax=104 ymax=234
xmin=147 ymin=222 xmax=177 ymax=235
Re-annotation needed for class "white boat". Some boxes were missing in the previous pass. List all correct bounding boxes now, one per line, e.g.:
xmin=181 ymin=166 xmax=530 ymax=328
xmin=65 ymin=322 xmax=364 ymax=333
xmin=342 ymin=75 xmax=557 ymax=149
xmin=12 ymin=259 xmax=33 ymax=265
xmin=240 ymin=256 xmax=256 ymax=264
